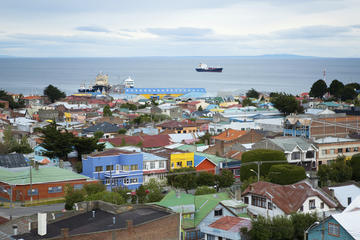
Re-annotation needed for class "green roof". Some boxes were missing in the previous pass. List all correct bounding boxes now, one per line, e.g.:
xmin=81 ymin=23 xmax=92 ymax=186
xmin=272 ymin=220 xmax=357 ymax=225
xmin=0 ymin=166 xmax=91 ymax=185
xmin=176 ymin=145 xmax=197 ymax=152
xmin=155 ymin=190 xmax=230 ymax=228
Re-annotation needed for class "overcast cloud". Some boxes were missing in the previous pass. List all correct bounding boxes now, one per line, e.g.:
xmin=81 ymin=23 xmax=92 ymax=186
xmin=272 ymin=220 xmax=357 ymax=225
xmin=0 ymin=0 xmax=359 ymax=57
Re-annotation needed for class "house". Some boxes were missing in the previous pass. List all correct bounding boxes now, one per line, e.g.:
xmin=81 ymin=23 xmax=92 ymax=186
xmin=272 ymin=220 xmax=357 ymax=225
xmin=252 ymin=137 xmax=318 ymax=171
xmin=323 ymin=181 xmax=360 ymax=209
xmin=0 ymin=166 xmax=96 ymax=202
xmin=242 ymin=181 xmax=337 ymax=219
xmin=155 ymin=103 xmax=183 ymax=119
xmin=0 ymin=153 xmax=28 ymax=168
xmin=33 ymin=145 xmax=59 ymax=165
xmin=82 ymin=122 xmax=120 ymax=138
xmin=81 ymin=149 xmax=143 ymax=190
xmin=12 ymin=201 xmax=179 ymax=240
xmin=170 ymin=152 xmax=194 ymax=169
xmin=100 ymin=134 xmax=171 ymax=148
xmin=155 ymin=190 xmax=235 ymax=240
xmin=194 ymin=155 xmax=216 ymax=174
xmin=200 ymin=216 xmax=252 ymax=240
xmin=157 ymin=120 xmax=201 ymax=134
xmin=38 ymin=109 xmax=61 ymax=122
xmin=314 ymin=137 xmax=360 ymax=166
xmin=142 ymin=152 xmax=168 ymax=183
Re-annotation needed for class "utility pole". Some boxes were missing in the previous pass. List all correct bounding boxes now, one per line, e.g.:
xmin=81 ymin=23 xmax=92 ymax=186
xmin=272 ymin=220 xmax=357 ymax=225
xmin=9 ymin=185 xmax=13 ymax=220
xmin=30 ymin=163 xmax=33 ymax=203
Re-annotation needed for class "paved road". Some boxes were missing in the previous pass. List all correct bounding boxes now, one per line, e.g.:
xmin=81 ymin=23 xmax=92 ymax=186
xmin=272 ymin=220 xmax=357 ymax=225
xmin=0 ymin=203 xmax=64 ymax=219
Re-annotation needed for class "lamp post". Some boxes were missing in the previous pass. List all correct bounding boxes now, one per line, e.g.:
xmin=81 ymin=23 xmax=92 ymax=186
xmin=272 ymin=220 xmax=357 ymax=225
xmin=3 ymin=185 xmax=13 ymax=220
xmin=250 ymin=169 xmax=259 ymax=182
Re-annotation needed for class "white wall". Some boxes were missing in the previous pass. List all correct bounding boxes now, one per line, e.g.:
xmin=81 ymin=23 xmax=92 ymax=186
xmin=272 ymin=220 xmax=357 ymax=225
xmin=329 ymin=185 xmax=360 ymax=208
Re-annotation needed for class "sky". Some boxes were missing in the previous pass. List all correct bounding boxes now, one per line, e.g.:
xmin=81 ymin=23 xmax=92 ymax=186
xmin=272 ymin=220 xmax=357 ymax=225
xmin=0 ymin=0 xmax=360 ymax=57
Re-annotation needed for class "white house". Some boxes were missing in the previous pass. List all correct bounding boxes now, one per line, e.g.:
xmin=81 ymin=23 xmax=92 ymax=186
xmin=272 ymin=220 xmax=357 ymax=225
xmin=325 ymin=181 xmax=360 ymax=208
xmin=242 ymin=180 xmax=337 ymax=219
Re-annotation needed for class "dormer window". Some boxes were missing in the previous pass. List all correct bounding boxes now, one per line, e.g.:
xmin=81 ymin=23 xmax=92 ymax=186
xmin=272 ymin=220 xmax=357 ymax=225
xmin=214 ymin=208 xmax=223 ymax=216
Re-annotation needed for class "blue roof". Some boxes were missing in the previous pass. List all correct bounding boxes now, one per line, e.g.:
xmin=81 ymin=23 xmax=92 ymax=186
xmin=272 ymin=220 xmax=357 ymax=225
xmin=206 ymin=104 xmax=219 ymax=110
xmin=194 ymin=155 xmax=207 ymax=167
xmin=143 ymin=152 xmax=167 ymax=161
xmin=178 ymin=91 xmax=206 ymax=99
xmin=125 ymin=88 xmax=206 ymax=95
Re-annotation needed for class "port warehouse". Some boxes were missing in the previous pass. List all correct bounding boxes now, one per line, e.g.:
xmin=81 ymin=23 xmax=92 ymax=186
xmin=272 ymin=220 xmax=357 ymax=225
xmin=124 ymin=88 xmax=206 ymax=99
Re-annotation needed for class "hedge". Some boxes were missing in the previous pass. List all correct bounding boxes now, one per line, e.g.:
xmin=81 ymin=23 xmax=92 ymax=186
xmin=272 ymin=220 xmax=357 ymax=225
xmin=268 ymin=164 xmax=306 ymax=185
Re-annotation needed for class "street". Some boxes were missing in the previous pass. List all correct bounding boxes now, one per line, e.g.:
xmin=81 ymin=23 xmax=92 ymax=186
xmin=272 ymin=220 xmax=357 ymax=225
xmin=0 ymin=203 xmax=64 ymax=219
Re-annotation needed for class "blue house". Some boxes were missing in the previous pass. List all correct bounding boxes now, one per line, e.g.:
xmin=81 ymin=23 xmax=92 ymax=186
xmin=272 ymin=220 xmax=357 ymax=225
xmin=82 ymin=149 xmax=143 ymax=190
xmin=33 ymin=145 xmax=59 ymax=165
xmin=307 ymin=212 xmax=359 ymax=240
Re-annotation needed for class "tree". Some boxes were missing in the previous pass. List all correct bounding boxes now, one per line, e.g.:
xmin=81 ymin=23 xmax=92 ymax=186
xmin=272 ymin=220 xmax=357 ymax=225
xmin=198 ymin=132 xmax=212 ymax=145
xmin=196 ymin=172 xmax=215 ymax=186
xmin=136 ymin=185 xmax=147 ymax=204
xmin=290 ymin=213 xmax=318 ymax=240
xmin=271 ymin=93 xmax=304 ymax=116
xmin=65 ymin=185 xmax=85 ymax=210
xmin=241 ymin=176 xmax=270 ymax=192
xmin=73 ymin=136 xmax=105 ymax=161
xmin=195 ymin=186 xmax=216 ymax=195
xmin=39 ymin=121 xmax=74 ymax=160
xmin=242 ymin=98 xmax=255 ymax=107
xmin=103 ymin=105 xmax=112 ymax=117
xmin=118 ymin=128 xmax=127 ymax=135
xmin=317 ymin=155 xmax=352 ymax=186
xmin=250 ymin=216 xmax=272 ymax=240
xmin=341 ymin=86 xmax=357 ymax=101
xmin=86 ymin=191 xmax=125 ymax=205
xmin=268 ymin=164 xmax=306 ymax=185
xmin=0 ymin=90 xmax=25 ymax=109
xmin=309 ymin=79 xmax=327 ymax=98
xmin=345 ymin=82 xmax=360 ymax=91
xmin=12 ymin=135 xmax=33 ymax=154
xmin=94 ymin=131 xmax=104 ymax=139
xmin=215 ymin=169 xmax=235 ymax=190
xmin=83 ymin=182 xmax=106 ymax=196
xmin=350 ymin=153 xmax=360 ymax=181
xmin=143 ymin=178 xmax=164 ymax=203
xmin=114 ymin=187 xmax=131 ymax=203
xmin=44 ymin=84 xmax=66 ymax=103
xmin=246 ymin=88 xmax=259 ymax=98
xmin=167 ymin=167 xmax=197 ymax=193
xmin=198 ymin=105 xmax=203 ymax=111
xmin=240 ymin=149 xmax=286 ymax=181
xmin=120 ymin=103 xmax=137 ymax=111
xmin=271 ymin=216 xmax=294 ymax=240
xmin=329 ymin=79 xmax=344 ymax=99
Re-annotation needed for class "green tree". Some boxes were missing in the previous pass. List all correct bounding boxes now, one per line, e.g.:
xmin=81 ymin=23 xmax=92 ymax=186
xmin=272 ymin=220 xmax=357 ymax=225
xmin=118 ymin=128 xmax=127 ymax=135
xmin=290 ymin=213 xmax=318 ymax=240
xmin=271 ymin=216 xmax=294 ymax=240
xmin=136 ymin=185 xmax=147 ymax=204
xmin=83 ymin=182 xmax=106 ymax=196
xmin=114 ymin=187 xmax=131 ymax=203
xmin=94 ymin=131 xmax=104 ymax=139
xmin=215 ymin=169 xmax=235 ymax=190
xmin=86 ymin=191 xmax=125 ymax=205
xmin=271 ymin=93 xmax=304 ymax=116
xmin=198 ymin=105 xmax=203 ymax=111
xmin=350 ymin=153 xmax=360 ymax=181
xmin=268 ymin=164 xmax=306 ymax=185
xmin=341 ymin=86 xmax=357 ymax=101
xmin=0 ymin=90 xmax=25 ymax=109
xmin=196 ymin=171 xmax=215 ymax=186
xmin=329 ymin=79 xmax=344 ymax=99
xmin=103 ymin=105 xmax=112 ymax=117
xmin=250 ymin=216 xmax=272 ymax=240
xmin=73 ymin=136 xmax=105 ymax=161
xmin=246 ymin=88 xmax=259 ymax=98
xmin=12 ymin=135 xmax=33 ymax=154
xmin=39 ymin=121 xmax=74 ymax=160
xmin=317 ymin=155 xmax=352 ymax=186
xmin=120 ymin=103 xmax=137 ymax=111
xmin=167 ymin=167 xmax=197 ymax=193
xmin=64 ymin=185 xmax=85 ymax=210
xmin=345 ymin=82 xmax=360 ymax=91
xmin=144 ymin=178 xmax=164 ymax=203
xmin=309 ymin=79 xmax=327 ymax=98
xmin=43 ymin=84 xmax=66 ymax=103
xmin=240 ymin=149 xmax=286 ymax=181
xmin=242 ymin=98 xmax=255 ymax=107
xmin=241 ymin=176 xmax=270 ymax=192
xmin=195 ymin=186 xmax=216 ymax=195
xmin=317 ymin=164 xmax=331 ymax=187
xmin=198 ymin=132 xmax=212 ymax=145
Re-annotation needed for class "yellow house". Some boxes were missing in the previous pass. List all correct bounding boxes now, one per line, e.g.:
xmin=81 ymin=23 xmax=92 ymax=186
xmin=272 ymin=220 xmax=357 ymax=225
xmin=170 ymin=152 xmax=194 ymax=169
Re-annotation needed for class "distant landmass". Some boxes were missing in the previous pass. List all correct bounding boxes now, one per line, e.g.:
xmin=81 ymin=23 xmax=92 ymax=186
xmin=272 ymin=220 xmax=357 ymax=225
xmin=251 ymin=54 xmax=317 ymax=59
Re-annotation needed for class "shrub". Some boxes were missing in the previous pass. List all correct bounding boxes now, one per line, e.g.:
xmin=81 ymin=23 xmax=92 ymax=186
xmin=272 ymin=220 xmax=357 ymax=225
xmin=350 ymin=153 xmax=360 ymax=181
xmin=195 ymin=186 xmax=216 ymax=195
xmin=83 ymin=182 xmax=106 ymax=196
xmin=268 ymin=164 xmax=306 ymax=185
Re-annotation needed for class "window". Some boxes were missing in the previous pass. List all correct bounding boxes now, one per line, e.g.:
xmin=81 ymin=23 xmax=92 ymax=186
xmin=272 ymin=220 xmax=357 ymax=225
xmin=131 ymin=164 xmax=138 ymax=171
xmin=177 ymin=162 xmax=182 ymax=167
xmin=291 ymin=152 xmax=300 ymax=160
xmin=171 ymin=162 xmax=174 ymax=168
xmin=207 ymin=234 xmax=216 ymax=240
xmin=299 ymin=206 xmax=303 ymax=212
xmin=321 ymin=150 xmax=327 ymax=155
xmin=346 ymin=148 xmax=351 ymax=152
xmin=330 ymin=149 xmax=335 ymax=154
xmin=27 ymin=189 xmax=38 ymax=196
xmin=244 ymin=197 xmax=249 ymax=204
xmin=159 ymin=161 xmax=165 ymax=168
xmin=234 ymin=169 xmax=240 ymax=176
xmin=187 ymin=161 xmax=192 ymax=167
xmin=124 ymin=178 xmax=138 ymax=184
xmin=268 ymin=202 xmax=273 ymax=210
xmin=48 ymin=186 xmax=62 ymax=193
xmin=105 ymin=179 xmax=111 ymax=185
xmin=337 ymin=148 xmax=343 ymax=153
xmin=320 ymin=202 xmax=324 ymax=209
xmin=251 ymin=195 xmax=266 ymax=208
xmin=123 ymin=165 xmax=129 ymax=171
xmin=348 ymin=197 xmax=352 ymax=205
xmin=309 ymin=199 xmax=316 ymax=209
xmin=150 ymin=162 xmax=155 ymax=169
xmin=355 ymin=147 xmax=359 ymax=152
xmin=106 ymin=165 xmax=114 ymax=171
xmin=328 ymin=223 xmax=340 ymax=237
xmin=306 ymin=151 xmax=314 ymax=158
xmin=214 ymin=208 xmax=223 ymax=216
xmin=95 ymin=166 xmax=103 ymax=172
xmin=74 ymin=184 xmax=83 ymax=190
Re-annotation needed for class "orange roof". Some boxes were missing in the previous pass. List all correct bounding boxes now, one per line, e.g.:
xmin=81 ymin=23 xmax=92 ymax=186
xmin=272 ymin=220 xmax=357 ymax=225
xmin=213 ymin=129 xmax=247 ymax=141
xmin=24 ymin=96 xmax=42 ymax=100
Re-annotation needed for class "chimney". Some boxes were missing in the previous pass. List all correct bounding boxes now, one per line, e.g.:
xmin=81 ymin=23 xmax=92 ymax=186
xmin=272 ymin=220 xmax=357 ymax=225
xmin=329 ymin=189 xmax=335 ymax=198
xmin=112 ymin=217 xmax=116 ymax=225
xmin=61 ymin=228 xmax=69 ymax=238
xmin=127 ymin=220 xmax=133 ymax=230
xmin=37 ymin=213 xmax=47 ymax=236
xmin=12 ymin=225 xmax=18 ymax=236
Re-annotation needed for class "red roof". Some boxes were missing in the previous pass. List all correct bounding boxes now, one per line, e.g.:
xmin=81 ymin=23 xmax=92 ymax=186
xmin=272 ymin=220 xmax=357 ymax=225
xmin=209 ymin=216 xmax=252 ymax=232
xmin=100 ymin=134 xmax=171 ymax=148
xmin=242 ymin=181 xmax=337 ymax=214
xmin=213 ymin=129 xmax=247 ymax=141
xmin=24 ymin=96 xmax=42 ymax=100
xmin=89 ymin=148 xmax=136 ymax=157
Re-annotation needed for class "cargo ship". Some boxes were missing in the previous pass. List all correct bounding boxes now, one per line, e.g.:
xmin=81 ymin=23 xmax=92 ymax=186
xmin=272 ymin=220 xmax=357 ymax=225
xmin=78 ymin=72 xmax=110 ymax=93
xmin=195 ymin=63 xmax=223 ymax=72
